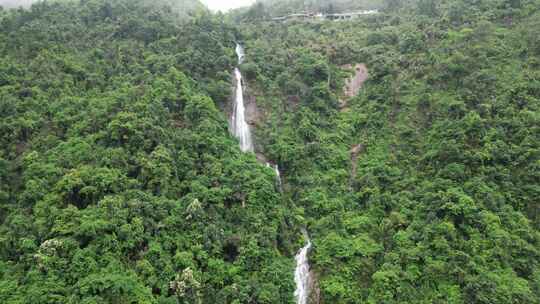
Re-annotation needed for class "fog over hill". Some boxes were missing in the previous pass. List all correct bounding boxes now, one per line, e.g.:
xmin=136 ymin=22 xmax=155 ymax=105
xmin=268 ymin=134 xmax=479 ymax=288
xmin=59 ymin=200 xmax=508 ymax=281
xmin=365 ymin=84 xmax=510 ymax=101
xmin=0 ymin=0 xmax=37 ymax=8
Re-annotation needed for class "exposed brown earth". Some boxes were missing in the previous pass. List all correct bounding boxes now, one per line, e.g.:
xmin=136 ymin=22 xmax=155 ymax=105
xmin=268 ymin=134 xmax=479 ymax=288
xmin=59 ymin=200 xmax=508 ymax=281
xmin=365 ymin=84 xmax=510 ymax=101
xmin=340 ymin=63 xmax=369 ymax=109
xmin=349 ymin=143 xmax=365 ymax=188
xmin=244 ymin=92 xmax=261 ymax=126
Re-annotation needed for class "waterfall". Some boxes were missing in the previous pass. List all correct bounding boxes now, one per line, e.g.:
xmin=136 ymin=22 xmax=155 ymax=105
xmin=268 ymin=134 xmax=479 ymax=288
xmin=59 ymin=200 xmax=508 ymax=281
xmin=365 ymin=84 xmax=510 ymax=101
xmin=232 ymin=43 xmax=308 ymax=304
xmin=294 ymin=233 xmax=312 ymax=304
xmin=266 ymin=163 xmax=283 ymax=192
xmin=231 ymin=44 xmax=253 ymax=152
xmin=235 ymin=43 xmax=245 ymax=64
xmin=273 ymin=164 xmax=282 ymax=192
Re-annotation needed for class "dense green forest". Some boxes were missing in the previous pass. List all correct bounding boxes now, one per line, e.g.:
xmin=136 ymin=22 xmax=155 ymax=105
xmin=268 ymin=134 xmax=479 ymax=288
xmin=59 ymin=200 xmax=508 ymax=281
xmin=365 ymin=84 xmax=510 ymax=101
xmin=1 ymin=0 xmax=539 ymax=303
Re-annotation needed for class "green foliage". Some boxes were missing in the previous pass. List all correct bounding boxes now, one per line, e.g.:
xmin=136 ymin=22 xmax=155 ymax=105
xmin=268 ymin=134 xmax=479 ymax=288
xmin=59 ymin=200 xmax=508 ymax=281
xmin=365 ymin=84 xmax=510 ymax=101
xmin=0 ymin=1 xmax=295 ymax=303
xmin=1 ymin=0 xmax=540 ymax=303
xmin=237 ymin=1 xmax=540 ymax=303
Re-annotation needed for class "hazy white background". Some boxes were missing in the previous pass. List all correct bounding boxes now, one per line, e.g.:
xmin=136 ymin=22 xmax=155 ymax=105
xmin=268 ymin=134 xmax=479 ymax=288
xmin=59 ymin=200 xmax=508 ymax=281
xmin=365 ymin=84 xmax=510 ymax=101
xmin=201 ymin=0 xmax=256 ymax=11
xmin=0 ymin=0 xmax=35 ymax=8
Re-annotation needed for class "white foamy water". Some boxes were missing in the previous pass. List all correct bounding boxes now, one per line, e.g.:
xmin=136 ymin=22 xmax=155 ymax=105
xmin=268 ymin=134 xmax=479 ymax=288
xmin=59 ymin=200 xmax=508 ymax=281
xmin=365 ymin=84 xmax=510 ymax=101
xmin=273 ymin=164 xmax=282 ymax=192
xmin=235 ymin=43 xmax=245 ymax=64
xmin=266 ymin=162 xmax=283 ymax=191
xmin=294 ymin=235 xmax=312 ymax=304
xmin=232 ymin=67 xmax=253 ymax=152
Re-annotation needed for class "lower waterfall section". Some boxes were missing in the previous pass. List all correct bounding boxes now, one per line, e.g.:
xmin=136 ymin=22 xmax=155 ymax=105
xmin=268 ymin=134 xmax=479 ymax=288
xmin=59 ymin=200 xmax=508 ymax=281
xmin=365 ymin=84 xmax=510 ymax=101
xmin=294 ymin=233 xmax=312 ymax=304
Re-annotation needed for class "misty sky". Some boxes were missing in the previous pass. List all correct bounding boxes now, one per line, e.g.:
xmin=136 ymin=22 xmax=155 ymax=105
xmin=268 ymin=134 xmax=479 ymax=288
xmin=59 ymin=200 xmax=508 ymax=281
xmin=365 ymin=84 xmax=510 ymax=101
xmin=201 ymin=0 xmax=256 ymax=11
xmin=0 ymin=0 xmax=35 ymax=8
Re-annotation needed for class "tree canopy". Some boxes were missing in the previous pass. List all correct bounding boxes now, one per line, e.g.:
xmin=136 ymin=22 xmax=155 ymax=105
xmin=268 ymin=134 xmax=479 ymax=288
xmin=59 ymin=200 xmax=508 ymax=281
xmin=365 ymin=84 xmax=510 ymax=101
xmin=1 ymin=0 xmax=539 ymax=303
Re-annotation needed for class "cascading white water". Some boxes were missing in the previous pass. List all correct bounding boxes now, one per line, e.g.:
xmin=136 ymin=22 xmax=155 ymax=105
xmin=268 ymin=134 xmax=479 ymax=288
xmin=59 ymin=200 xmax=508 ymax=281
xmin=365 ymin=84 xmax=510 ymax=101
xmin=273 ymin=164 xmax=282 ymax=191
xmin=232 ymin=68 xmax=253 ymax=152
xmin=294 ymin=234 xmax=312 ymax=304
xmin=235 ymin=43 xmax=245 ymax=64
xmin=231 ymin=44 xmax=253 ymax=152
xmin=233 ymin=43 xmax=308 ymax=304
xmin=266 ymin=163 xmax=283 ymax=191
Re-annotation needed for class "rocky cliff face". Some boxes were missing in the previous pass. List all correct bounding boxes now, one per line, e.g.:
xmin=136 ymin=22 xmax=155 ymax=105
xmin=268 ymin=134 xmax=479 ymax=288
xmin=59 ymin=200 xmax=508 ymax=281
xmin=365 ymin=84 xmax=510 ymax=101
xmin=308 ymin=270 xmax=321 ymax=304
xmin=244 ymin=91 xmax=261 ymax=126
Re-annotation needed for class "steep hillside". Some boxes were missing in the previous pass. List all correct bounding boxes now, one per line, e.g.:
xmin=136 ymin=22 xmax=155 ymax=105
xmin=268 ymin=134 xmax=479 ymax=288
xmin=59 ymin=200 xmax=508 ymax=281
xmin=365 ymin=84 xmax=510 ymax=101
xmin=237 ymin=0 xmax=540 ymax=302
xmin=0 ymin=0 xmax=297 ymax=303
xmin=0 ymin=0 xmax=539 ymax=303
